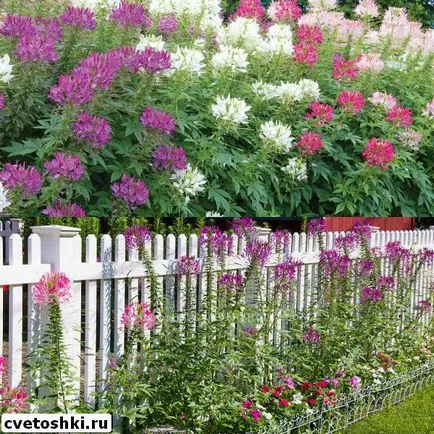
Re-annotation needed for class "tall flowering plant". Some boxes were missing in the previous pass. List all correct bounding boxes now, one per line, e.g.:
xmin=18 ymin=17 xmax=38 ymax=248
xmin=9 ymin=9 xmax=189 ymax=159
xmin=29 ymin=272 xmax=74 ymax=412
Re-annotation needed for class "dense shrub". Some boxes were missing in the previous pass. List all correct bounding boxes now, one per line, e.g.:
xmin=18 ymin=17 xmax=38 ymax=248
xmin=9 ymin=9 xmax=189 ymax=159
xmin=0 ymin=0 xmax=433 ymax=217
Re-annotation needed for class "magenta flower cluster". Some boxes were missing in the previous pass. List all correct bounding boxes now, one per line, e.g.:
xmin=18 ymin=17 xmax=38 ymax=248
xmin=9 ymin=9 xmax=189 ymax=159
xmin=152 ymin=145 xmax=187 ymax=171
xmin=110 ymin=1 xmax=151 ymax=28
xmin=319 ymin=250 xmax=351 ymax=278
xmin=358 ymin=258 xmax=374 ymax=277
xmin=360 ymin=286 xmax=383 ymax=304
xmin=158 ymin=15 xmax=179 ymax=34
xmin=245 ymin=240 xmax=272 ymax=268
xmin=124 ymin=225 xmax=152 ymax=250
xmin=48 ymin=73 xmax=94 ymax=106
xmin=218 ymin=273 xmax=245 ymax=292
xmin=0 ymin=93 xmax=5 ymax=110
xmin=112 ymin=174 xmax=149 ymax=210
xmin=178 ymin=255 xmax=201 ymax=276
xmin=307 ymin=218 xmax=327 ymax=236
xmin=377 ymin=276 xmax=395 ymax=291
xmin=199 ymin=226 xmax=233 ymax=258
xmin=231 ymin=217 xmax=257 ymax=240
xmin=42 ymin=200 xmax=86 ymax=217
xmin=72 ymin=112 xmax=112 ymax=149
xmin=274 ymin=259 xmax=302 ymax=293
xmin=303 ymin=327 xmax=321 ymax=343
xmin=0 ymin=163 xmax=42 ymax=197
xmin=140 ymin=107 xmax=177 ymax=136
xmin=60 ymin=7 xmax=96 ymax=30
xmin=44 ymin=152 xmax=85 ymax=181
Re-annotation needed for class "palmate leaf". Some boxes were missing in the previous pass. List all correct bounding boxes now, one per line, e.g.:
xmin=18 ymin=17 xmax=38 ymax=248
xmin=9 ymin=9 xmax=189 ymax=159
xmin=2 ymin=138 xmax=46 ymax=157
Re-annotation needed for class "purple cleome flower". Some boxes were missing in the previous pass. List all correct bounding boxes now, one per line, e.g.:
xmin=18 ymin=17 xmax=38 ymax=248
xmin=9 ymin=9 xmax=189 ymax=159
xmin=48 ymin=73 xmax=93 ymax=106
xmin=319 ymin=250 xmax=351 ymax=277
xmin=60 ymin=7 xmax=96 ymax=30
xmin=152 ymin=145 xmax=187 ymax=171
xmin=420 ymin=248 xmax=434 ymax=265
xmin=358 ymin=258 xmax=374 ymax=276
xmin=307 ymin=218 xmax=327 ymax=236
xmin=178 ymin=255 xmax=201 ymax=275
xmin=418 ymin=300 xmax=432 ymax=312
xmin=110 ymin=1 xmax=151 ymax=28
xmin=352 ymin=220 xmax=371 ymax=241
xmin=0 ymin=93 xmax=5 ymax=110
xmin=125 ymin=48 xmax=172 ymax=74
xmin=245 ymin=240 xmax=271 ymax=268
xmin=0 ymin=163 xmax=42 ymax=197
xmin=112 ymin=174 xmax=149 ymax=210
xmin=42 ymin=200 xmax=86 ymax=217
xmin=124 ymin=225 xmax=152 ymax=250
xmin=218 ymin=273 xmax=245 ymax=292
xmin=0 ymin=15 xmax=37 ymax=38
xmin=231 ymin=217 xmax=257 ymax=240
xmin=274 ymin=258 xmax=302 ymax=292
xmin=15 ymin=33 xmax=58 ymax=63
xmin=158 ymin=15 xmax=179 ymax=34
xmin=140 ymin=107 xmax=176 ymax=136
xmin=336 ymin=233 xmax=359 ymax=252
xmin=199 ymin=226 xmax=233 ymax=257
xmin=303 ymin=327 xmax=321 ymax=343
xmin=377 ymin=276 xmax=395 ymax=291
xmin=360 ymin=286 xmax=383 ymax=304
xmin=44 ymin=152 xmax=85 ymax=181
xmin=34 ymin=17 xmax=63 ymax=41
xmin=73 ymin=52 xmax=122 ymax=90
xmin=72 ymin=112 xmax=112 ymax=149
xmin=385 ymin=241 xmax=410 ymax=262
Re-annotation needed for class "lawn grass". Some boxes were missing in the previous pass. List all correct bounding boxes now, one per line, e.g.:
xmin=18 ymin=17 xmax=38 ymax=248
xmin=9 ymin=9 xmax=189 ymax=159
xmin=345 ymin=384 xmax=434 ymax=434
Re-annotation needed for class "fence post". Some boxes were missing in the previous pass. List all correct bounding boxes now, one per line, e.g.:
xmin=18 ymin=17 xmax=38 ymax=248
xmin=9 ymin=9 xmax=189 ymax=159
xmin=31 ymin=225 xmax=82 ymax=402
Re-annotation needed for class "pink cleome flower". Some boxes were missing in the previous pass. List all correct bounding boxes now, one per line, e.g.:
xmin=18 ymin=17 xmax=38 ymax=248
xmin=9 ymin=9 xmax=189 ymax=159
xmin=386 ymin=105 xmax=414 ymax=128
xmin=297 ymin=24 xmax=323 ymax=45
xmin=157 ymin=15 xmax=179 ymax=34
xmin=33 ymin=272 xmax=71 ymax=305
xmin=369 ymin=91 xmax=397 ymax=110
xmin=0 ymin=355 xmax=7 ymax=375
xmin=297 ymin=131 xmax=324 ymax=156
xmin=0 ymin=15 xmax=37 ymax=38
xmin=268 ymin=0 xmax=302 ymax=22
xmin=363 ymin=137 xmax=395 ymax=170
xmin=48 ymin=73 xmax=93 ymax=106
xmin=337 ymin=90 xmax=366 ymax=114
xmin=360 ymin=286 xmax=383 ymax=303
xmin=112 ymin=174 xmax=149 ymax=210
xmin=305 ymin=102 xmax=334 ymax=126
xmin=121 ymin=302 xmax=156 ymax=329
xmin=14 ymin=33 xmax=58 ymax=63
xmin=0 ymin=163 xmax=42 ymax=197
xmin=218 ymin=273 xmax=245 ymax=292
xmin=0 ymin=93 xmax=5 ymax=110
xmin=293 ymin=43 xmax=319 ymax=67
xmin=307 ymin=218 xmax=327 ymax=235
xmin=332 ymin=57 xmax=360 ymax=82
xmin=235 ymin=0 xmax=265 ymax=21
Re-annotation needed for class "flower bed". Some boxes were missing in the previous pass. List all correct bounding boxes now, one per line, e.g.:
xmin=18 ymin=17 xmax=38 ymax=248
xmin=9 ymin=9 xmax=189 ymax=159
xmin=2 ymin=219 xmax=433 ymax=433
xmin=0 ymin=0 xmax=433 ymax=216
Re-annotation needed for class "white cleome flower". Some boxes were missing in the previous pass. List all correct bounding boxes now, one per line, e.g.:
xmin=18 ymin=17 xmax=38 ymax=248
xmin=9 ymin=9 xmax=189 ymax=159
xmin=149 ymin=0 xmax=221 ymax=17
xmin=211 ymin=45 xmax=249 ymax=73
xmin=275 ymin=82 xmax=304 ymax=102
xmin=256 ymin=24 xmax=293 ymax=56
xmin=308 ymin=0 xmax=337 ymax=12
xmin=298 ymin=79 xmax=321 ymax=100
xmin=171 ymin=47 xmax=205 ymax=74
xmin=355 ymin=0 xmax=379 ymax=18
xmin=0 ymin=182 xmax=11 ymax=213
xmin=281 ymin=158 xmax=308 ymax=182
xmin=216 ymin=17 xmax=263 ymax=52
xmin=252 ymin=81 xmax=281 ymax=100
xmin=211 ymin=95 xmax=251 ymax=124
xmin=171 ymin=164 xmax=206 ymax=204
xmin=136 ymin=35 xmax=166 ymax=52
xmin=0 ymin=54 xmax=14 ymax=83
xmin=260 ymin=120 xmax=294 ymax=152
xmin=292 ymin=393 xmax=304 ymax=405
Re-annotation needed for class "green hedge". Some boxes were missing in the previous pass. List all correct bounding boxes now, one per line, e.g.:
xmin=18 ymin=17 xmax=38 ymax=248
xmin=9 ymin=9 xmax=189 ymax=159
xmin=223 ymin=0 xmax=434 ymax=28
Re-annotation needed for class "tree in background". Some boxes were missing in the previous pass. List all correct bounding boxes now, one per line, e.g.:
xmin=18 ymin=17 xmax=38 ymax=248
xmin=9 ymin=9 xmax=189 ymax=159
xmin=224 ymin=0 xmax=434 ymax=27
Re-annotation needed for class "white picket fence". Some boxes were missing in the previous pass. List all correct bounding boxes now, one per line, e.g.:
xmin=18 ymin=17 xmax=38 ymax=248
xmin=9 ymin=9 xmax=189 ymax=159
xmin=0 ymin=225 xmax=434 ymax=408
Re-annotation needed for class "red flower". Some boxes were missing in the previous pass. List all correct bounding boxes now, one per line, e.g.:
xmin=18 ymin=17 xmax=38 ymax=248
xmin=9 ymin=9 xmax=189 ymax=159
xmin=327 ymin=390 xmax=336 ymax=397
xmin=272 ymin=386 xmax=284 ymax=397
xmin=315 ymin=380 xmax=328 ymax=389
xmin=308 ymin=398 xmax=316 ymax=406
xmin=333 ymin=58 xmax=360 ymax=82
xmin=386 ymin=105 xmax=413 ymax=128
xmin=280 ymin=399 xmax=289 ymax=407
xmin=261 ymin=385 xmax=270 ymax=394
xmin=363 ymin=137 xmax=395 ymax=170
xmin=305 ymin=102 xmax=334 ymax=126
xmin=301 ymin=381 xmax=312 ymax=392
xmin=297 ymin=131 xmax=324 ymax=156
